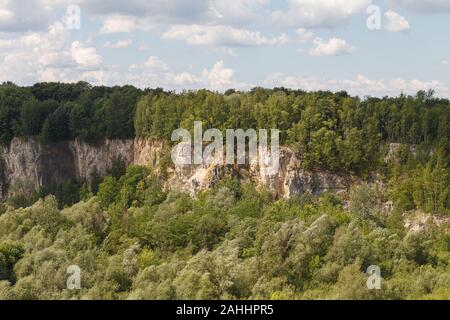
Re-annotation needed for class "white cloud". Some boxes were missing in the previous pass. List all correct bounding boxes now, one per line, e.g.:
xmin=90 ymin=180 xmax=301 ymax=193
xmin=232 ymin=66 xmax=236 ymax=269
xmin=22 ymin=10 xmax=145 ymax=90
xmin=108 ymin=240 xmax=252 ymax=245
xmin=271 ymin=0 xmax=372 ymax=28
xmin=103 ymin=39 xmax=133 ymax=48
xmin=99 ymin=15 xmax=155 ymax=34
xmin=201 ymin=60 xmax=236 ymax=90
xmin=308 ymin=37 xmax=354 ymax=56
xmin=296 ymin=28 xmax=314 ymax=43
xmin=0 ymin=0 xmax=53 ymax=32
xmin=442 ymin=59 xmax=450 ymax=66
xmin=74 ymin=65 xmax=130 ymax=85
xmin=99 ymin=15 xmax=137 ymax=34
xmin=0 ymin=8 xmax=15 ymax=24
xmin=170 ymin=71 xmax=198 ymax=86
xmin=0 ymin=22 xmax=107 ymax=84
xmin=128 ymin=56 xmax=195 ymax=87
xmin=0 ymin=21 xmax=247 ymax=90
xmin=125 ymin=57 xmax=249 ymax=90
xmin=46 ymin=0 xmax=268 ymax=26
xmin=38 ymin=51 xmax=73 ymax=67
xmin=208 ymin=0 xmax=269 ymax=25
xmin=43 ymin=0 xmax=209 ymax=21
xmin=71 ymin=41 xmax=103 ymax=67
xmin=384 ymin=10 xmax=410 ymax=32
xmin=390 ymin=78 xmax=448 ymax=96
xmin=0 ymin=22 xmax=69 ymax=83
xmin=387 ymin=0 xmax=450 ymax=14
xmin=162 ymin=24 xmax=289 ymax=47
xmin=143 ymin=56 xmax=170 ymax=72
xmin=264 ymin=73 xmax=449 ymax=97
xmin=0 ymin=0 xmax=446 ymax=96
xmin=20 ymin=1 xmax=262 ymax=42
xmin=210 ymin=47 xmax=238 ymax=57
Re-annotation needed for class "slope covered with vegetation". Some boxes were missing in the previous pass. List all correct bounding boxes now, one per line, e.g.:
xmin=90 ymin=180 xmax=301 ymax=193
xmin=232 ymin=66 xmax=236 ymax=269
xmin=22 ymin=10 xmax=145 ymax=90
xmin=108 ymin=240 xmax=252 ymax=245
xmin=0 ymin=175 xmax=449 ymax=299
xmin=0 ymin=82 xmax=449 ymax=299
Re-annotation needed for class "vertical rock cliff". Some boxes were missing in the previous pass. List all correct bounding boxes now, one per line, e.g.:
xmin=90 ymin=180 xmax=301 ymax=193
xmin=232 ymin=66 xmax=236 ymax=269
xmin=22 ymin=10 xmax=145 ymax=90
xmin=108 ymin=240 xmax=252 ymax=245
xmin=0 ymin=137 xmax=351 ymax=201
xmin=0 ymin=137 xmax=134 ymax=200
xmin=168 ymin=147 xmax=351 ymax=198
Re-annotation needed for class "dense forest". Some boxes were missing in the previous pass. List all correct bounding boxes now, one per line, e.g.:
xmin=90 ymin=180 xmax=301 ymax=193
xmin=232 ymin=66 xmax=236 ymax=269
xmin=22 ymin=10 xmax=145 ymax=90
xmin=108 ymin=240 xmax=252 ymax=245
xmin=0 ymin=177 xmax=449 ymax=299
xmin=0 ymin=82 xmax=449 ymax=299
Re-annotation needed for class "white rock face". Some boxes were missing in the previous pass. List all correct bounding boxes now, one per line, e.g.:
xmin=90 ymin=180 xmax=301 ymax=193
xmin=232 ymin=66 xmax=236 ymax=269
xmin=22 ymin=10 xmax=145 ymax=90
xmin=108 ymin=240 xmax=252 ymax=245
xmin=404 ymin=212 xmax=450 ymax=232
xmin=0 ymin=137 xmax=350 ymax=200
xmin=0 ymin=137 xmax=139 ymax=199
xmin=69 ymin=139 xmax=134 ymax=180
xmin=1 ymin=137 xmax=42 ymax=191
xmin=167 ymin=146 xmax=350 ymax=198
xmin=0 ymin=137 xmax=77 ymax=195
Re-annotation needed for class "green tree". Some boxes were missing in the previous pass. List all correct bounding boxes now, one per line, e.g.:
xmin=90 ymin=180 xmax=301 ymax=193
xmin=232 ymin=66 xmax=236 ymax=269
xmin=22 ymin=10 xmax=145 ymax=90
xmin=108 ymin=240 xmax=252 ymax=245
xmin=97 ymin=176 xmax=120 ymax=209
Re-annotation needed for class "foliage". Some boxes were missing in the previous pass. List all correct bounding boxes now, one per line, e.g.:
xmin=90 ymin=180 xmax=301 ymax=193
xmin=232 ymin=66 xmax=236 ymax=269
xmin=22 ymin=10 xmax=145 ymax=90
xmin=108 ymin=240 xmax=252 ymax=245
xmin=0 ymin=174 xmax=447 ymax=300
xmin=0 ymin=82 xmax=143 ymax=145
xmin=1 ymin=82 xmax=448 ymax=177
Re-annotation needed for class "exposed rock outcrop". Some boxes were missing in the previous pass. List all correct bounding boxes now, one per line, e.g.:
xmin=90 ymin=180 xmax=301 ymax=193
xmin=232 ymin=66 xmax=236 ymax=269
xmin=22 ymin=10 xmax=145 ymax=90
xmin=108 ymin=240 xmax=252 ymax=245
xmin=167 ymin=147 xmax=351 ymax=198
xmin=404 ymin=211 xmax=450 ymax=232
xmin=0 ymin=138 xmax=77 ymax=194
xmin=0 ymin=137 xmax=139 ymax=200
xmin=0 ymin=137 xmax=351 ymax=201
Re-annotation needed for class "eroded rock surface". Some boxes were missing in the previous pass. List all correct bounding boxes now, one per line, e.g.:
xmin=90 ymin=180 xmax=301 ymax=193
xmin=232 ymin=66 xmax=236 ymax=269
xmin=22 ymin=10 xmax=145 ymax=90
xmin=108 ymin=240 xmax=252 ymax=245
xmin=0 ymin=137 xmax=351 ymax=200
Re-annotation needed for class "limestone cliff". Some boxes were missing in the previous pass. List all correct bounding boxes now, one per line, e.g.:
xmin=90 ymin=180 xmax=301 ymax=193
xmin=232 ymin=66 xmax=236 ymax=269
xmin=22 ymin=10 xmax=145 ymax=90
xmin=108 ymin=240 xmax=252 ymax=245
xmin=0 ymin=137 xmax=351 ymax=201
xmin=169 ymin=147 xmax=351 ymax=198
xmin=0 ymin=137 xmax=137 ymax=200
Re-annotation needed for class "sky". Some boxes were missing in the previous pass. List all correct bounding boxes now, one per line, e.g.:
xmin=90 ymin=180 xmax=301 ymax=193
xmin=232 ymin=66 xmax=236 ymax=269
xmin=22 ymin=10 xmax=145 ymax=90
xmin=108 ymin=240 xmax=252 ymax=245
xmin=0 ymin=0 xmax=450 ymax=97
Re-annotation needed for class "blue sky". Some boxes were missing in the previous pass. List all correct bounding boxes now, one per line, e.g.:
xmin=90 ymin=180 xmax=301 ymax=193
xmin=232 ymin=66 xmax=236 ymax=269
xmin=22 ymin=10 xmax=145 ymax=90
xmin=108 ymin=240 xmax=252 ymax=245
xmin=1 ymin=0 xmax=450 ymax=97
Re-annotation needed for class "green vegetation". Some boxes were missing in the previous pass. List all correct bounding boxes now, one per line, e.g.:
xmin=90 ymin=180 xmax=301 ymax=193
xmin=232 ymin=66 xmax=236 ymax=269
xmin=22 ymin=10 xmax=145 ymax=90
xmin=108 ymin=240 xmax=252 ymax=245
xmin=134 ymin=87 xmax=449 ymax=175
xmin=0 ymin=82 xmax=143 ymax=144
xmin=1 ymin=82 xmax=449 ymax=176
xmin=0 ymin=82 xmax=449 ymax=300
xmin=0 ymin=174 xmax=448 ymax=300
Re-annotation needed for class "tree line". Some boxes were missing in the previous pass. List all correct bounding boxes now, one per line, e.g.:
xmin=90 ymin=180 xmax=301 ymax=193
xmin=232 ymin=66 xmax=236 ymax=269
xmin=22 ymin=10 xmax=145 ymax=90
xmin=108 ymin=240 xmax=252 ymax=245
xmin=1 ymin=82 xmax=448 ymax=174
xmin=0 ymin=81 xmax=142 ymax=144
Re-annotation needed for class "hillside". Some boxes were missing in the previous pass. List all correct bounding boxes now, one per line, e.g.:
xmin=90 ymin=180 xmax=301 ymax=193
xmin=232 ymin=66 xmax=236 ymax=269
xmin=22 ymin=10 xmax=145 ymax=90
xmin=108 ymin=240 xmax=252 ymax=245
xmin=0 ymin=83 xmax=449 ymax=300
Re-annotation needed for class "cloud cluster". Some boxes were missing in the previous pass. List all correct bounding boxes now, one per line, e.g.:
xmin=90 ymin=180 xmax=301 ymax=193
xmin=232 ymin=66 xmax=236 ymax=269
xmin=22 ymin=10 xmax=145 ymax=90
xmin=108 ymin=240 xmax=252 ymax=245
xmin=75 ymin=0 xmax=286 ymax=55
xmin=264 ymin=73 xmax=449 ymax=97
xmin=162 ymin=24 xmax=289 ymax=47
xmin=99 ymin=15 xmax=155 ymax=34
xmin=384 ymin=10 xmax=410 ymax=32
xmin=0 ymin=0 xmax=53 ymax=32
xmin=387 ymin=0 xmax=450 ymax=14
xmin=296 ymin=28 xmax=314 ymax=43
xmin=271 ymin=0 xmax=372 ymax=28
xmin=0 ymin=22 xmax=102 ymax=84
xmin=0 ymin=21 xmax=248 ymax=91
xmin=308 ymin=37 xmax=354 ymax=56
xmin=71 ymin=41 xmax=102 ymax=67
xmin=128 ymin=58 xmax=249 ymax=91
xmin=44 ymin=0 xmax=209 ymax=22
xmin=103 ymin=39 xmax=133 ymax=49
xmin=83 ymin=0 xmax=268 ymax=31
xmin=0 ymin=0 xmax=447 ymax=97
